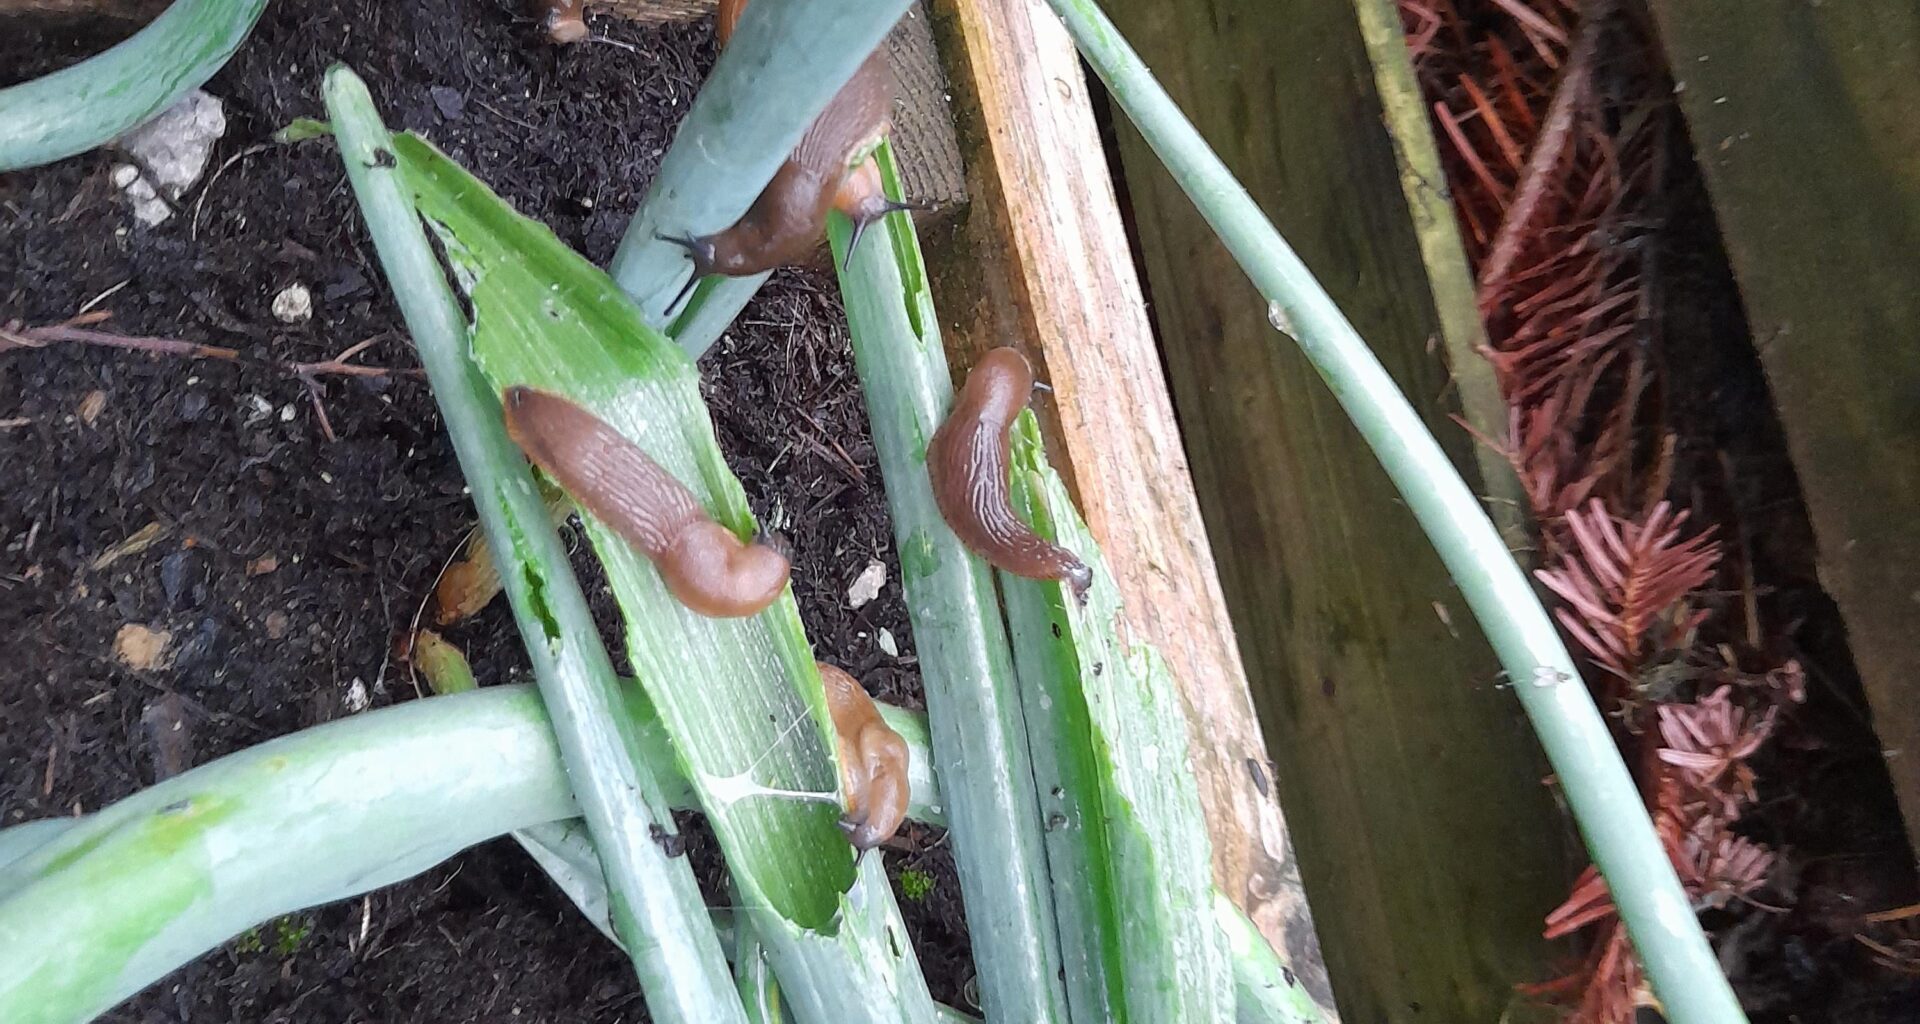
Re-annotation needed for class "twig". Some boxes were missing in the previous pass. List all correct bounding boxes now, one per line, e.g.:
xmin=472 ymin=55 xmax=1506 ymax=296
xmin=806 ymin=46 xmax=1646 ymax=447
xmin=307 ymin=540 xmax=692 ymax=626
xmin=5 ymin=313 xmax=422 ymax=441
xmin=2 ymin=314 xmax=422 ymax=381
xmin=1477 ymin=0 xmax=1613 ymax=303
xmin=2 ymin=321 xmax=241 ymax=360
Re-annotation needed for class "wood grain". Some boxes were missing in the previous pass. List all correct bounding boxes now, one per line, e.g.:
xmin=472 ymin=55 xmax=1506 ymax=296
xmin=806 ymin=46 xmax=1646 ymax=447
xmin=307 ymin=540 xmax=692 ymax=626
xmin=921 ymin=0 xmax=1336 ymax=1011
xmin=1647 ymin=0 xmax=1920 ymax=856
xmin=1094 ymin=0 xmax=1576 ymax=1020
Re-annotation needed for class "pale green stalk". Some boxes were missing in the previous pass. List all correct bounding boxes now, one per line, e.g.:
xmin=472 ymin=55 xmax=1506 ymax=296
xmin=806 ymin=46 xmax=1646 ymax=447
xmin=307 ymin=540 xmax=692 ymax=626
xmin=831 ymin=145 xmax=1071 ymax=1023
xmin=0 ymin=685 xmax=1299 ymax=1024
xmin=0 ymin=820 xmax=72 ymax=879
xmin=322 ymin=66 xmax=743 ymax=1024
xmin=1038 ymin=2 xmax=1744 ymax=1021
xmin=0 ymin=688 xmax=576 ymax=1024
xmin=667 ymin=274 xmax=770 ymax=359
xmin=1000 ymin=412 xmax=1243 ymax=1024
xmin=0 ymin=0 xmax=270 ymax=171
xmin=609 ymin=0 xmax=911 ymax=338
xmin=387 ymin=129 xmax=934 ymax=1023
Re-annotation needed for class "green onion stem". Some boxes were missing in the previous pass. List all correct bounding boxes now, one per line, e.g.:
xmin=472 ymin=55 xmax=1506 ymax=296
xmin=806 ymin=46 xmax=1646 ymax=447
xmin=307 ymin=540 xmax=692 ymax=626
xmin=0 ymin=0 xmax=270 ymax=171
xmin=832 ymin=146 xmax=1072 ymax=1023
xmin=322 ymin=65 xmax=744 ymax=1024
xmin=0 ymin=687 xmax=1297 ymax=1024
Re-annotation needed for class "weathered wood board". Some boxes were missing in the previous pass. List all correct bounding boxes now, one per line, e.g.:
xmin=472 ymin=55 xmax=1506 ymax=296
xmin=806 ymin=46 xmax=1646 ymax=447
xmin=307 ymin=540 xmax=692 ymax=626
xmin=920 ymin=0 xmax=1337 ymax=1011
xmin=1095 ymin=0 xmax=1577 ymax=1020
xmin=1646 ymin=0 xmax=1920 ymax=858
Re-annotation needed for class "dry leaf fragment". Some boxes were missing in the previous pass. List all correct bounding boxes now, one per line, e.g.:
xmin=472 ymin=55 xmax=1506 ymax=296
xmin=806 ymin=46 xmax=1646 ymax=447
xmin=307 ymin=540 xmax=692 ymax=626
xmin=78 ymin=389 xmax=107 ymax=426
xmin=113 ymin=624 xmax=174 ymax=671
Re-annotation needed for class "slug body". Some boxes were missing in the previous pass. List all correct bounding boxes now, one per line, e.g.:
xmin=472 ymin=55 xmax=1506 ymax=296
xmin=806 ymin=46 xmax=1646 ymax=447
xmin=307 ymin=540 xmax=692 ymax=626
xmin=501 ymin=386 xmax=789 ymax=618
xmin=927 ymin=348 xmax=1093 ymax=598
xmin=537 ymin=0 xmax=588 ymax=43
xmin=818 ymin=662 xmax=910 ymax=851
xmin=666 ymin=0 xmax=909 ymax=279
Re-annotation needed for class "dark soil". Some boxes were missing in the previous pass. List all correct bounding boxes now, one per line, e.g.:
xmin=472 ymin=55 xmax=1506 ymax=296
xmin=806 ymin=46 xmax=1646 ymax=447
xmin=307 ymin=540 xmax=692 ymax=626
xmin=0 ymin=1 xmax=972 ymax=1020
xmin=1648 ymin=111 xmax=1920 ymax=1023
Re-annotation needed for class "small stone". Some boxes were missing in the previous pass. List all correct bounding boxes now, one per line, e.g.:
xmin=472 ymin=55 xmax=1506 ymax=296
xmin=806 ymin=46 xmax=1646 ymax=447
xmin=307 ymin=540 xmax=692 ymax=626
xmin=429 ymin=85 xmax=466 ymax=122
xmin=847 ymin=559 xmax=887 ymax=609
xmin=113 ymin=624 xmax=174 ymax=671
xmin=246 ymin=555 xmax=279 ymax=577
xmin=243 ymin=394 xmax=274 ymax=426
xmin=159 ymin=548 xmax=205 ymax=608
xmin=876 ymin=627 xmax=898 ymax=657
xmin=272 ymin=284 xmax=312 ymax=324
xmin=111 ymin=164 xmax=168 ymax=226
xmin=264 ymin=610 xmax=290 ymax=639
xmin=141 ymin=693 xmax=195 ymax=781
xmin=113 ymin=90 xmax=227 ymax=227
xmin=345 ymin=677 xmax=370 ymax=713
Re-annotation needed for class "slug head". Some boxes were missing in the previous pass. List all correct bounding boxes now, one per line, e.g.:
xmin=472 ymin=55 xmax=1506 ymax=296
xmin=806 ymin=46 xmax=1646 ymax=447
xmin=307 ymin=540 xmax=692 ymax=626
xmin=1063 ymin=559 xmax=1093 ymax=603
xmin=660 ymin=521 xmax=790 ymax=617
xmin=545 ymin=10 xmax=587 ymax=43
xmin=837 ymin=735 xmax=909 ymax=852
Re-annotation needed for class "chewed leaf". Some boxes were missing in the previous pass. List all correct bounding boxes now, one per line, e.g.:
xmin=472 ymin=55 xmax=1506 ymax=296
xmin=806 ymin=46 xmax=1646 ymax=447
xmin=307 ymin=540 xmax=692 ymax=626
xmin=385 ymin=130 xmax=935 ymax=1022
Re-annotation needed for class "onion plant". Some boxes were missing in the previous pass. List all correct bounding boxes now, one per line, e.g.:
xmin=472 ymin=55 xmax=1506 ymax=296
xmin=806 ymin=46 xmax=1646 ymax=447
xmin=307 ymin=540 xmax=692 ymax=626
xmin=364 ymin=107 xmax=937 ymax=1023
xmin=830 ymin=146 xmax=1072 ymax=1024
xmin=323 ymin=66 xmax=745 ymax=1024
xmin=0 ymin=0 xmax=270 ymax=171
xmin=1036 ymin=1 xmax=1747 ymax=1021
xmin=0 ymin=683 xmax=1304 ymax=1024
xmin=0 ymin=0 xmax=1736 ymax=1020
xmin=826 ymin=144 xmax=1324 ymax=1024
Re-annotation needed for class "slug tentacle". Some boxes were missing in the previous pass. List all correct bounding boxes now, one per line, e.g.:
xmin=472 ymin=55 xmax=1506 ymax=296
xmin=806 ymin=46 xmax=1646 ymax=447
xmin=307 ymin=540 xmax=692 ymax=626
xmin=927 ymin=348 xmax=1093 ymax=600
xmin=501 ymin=386 xmax=790 ymax=618
xmin=819 ymin=662 xmax=911 ymax=851
xmin=834 ymin=159 xmax=932 ymax=272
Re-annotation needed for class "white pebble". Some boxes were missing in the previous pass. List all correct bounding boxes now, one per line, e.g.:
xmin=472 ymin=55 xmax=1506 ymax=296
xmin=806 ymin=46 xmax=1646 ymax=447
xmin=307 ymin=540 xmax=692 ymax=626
xmin=847 ymin=559 xmax=887 ymax=609
xmin=272 ymin=283 xmax=312 ymax=324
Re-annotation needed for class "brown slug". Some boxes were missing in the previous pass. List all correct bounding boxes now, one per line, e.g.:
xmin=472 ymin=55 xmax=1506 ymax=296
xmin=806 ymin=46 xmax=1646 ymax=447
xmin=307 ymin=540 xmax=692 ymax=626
xmin=818 ymin=661 xmax=910 ymax=851
xmin=536 ymin=0 xmax=588 ymax=43
xmin=927 ymin=348 xmax=1093 ymax=599
xmin=501 ymin=386 xmax=790 ymax=618
xmin=660 ymin=0 xmax=915 ymax=283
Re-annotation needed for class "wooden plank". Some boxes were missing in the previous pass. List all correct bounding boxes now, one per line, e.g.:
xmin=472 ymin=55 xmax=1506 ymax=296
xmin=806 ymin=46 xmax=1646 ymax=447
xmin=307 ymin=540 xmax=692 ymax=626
xmin=1094 ymin=0 xmax=1576 ymax=1020
xmin=919 ymin=0 xmax=1337 ymax=1012
xmin=1646 ymin=0 xmax=1920 ymax=854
